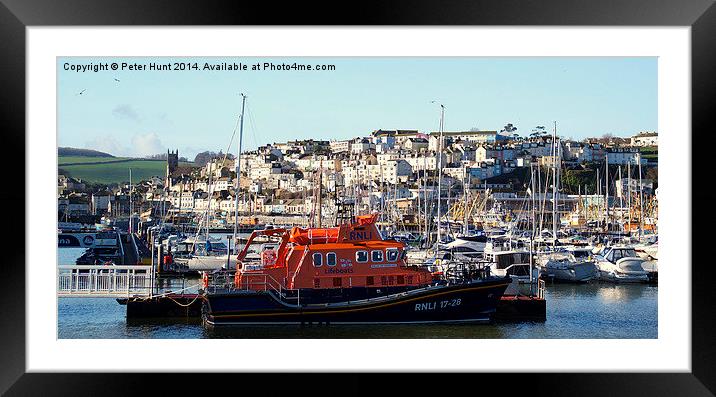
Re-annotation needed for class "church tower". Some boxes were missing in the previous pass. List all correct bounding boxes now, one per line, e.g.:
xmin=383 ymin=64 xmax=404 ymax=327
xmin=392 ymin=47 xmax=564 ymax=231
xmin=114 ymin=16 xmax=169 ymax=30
xmin=166 ymin=149 xmax=179 ymax=188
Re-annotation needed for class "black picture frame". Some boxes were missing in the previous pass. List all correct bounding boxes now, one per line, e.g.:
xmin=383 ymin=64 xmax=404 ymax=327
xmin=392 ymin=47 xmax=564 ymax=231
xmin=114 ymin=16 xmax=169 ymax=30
xmin=2 ymin=0 xmax=714 ymax=395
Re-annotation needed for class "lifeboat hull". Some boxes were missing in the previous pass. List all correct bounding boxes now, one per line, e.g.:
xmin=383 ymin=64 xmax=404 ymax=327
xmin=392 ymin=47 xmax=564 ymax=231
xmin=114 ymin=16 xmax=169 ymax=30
xmin=202 ymin=277 xmax=511 ymax=325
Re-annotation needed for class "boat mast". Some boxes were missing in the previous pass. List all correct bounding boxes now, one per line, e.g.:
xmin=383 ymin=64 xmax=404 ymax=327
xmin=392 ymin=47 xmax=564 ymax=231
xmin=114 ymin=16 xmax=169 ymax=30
xmin=435 ymin=103 xmax=445 ymax=246
xmin=530 ymin=163 xmax=536 ymax=294
xmin=232 ymin=93 xmax=246 ymax=255
xmin=423 ymin=155 xmax=428 ymax=246
xmin=605 ymin=152 xmax=609 ymax=232
xmin=551 ymin=121 xmax=557 ymax=248
xmin=317 ymin=161 xmax=323 ymax=228
xmin=206 ymin=162 xmax=212 ymax=241
xmin=627 ymin=160 xmax=632 ymax=233
xmin=129 ymin=168 xmax=133 ymax=235
xmin=638 ymin=152 xmax=644 ymax=238
xmin=463 ymin=164 xmax=469 ymax=235
xmin=618 ymin=165 xmax=623 ymax=230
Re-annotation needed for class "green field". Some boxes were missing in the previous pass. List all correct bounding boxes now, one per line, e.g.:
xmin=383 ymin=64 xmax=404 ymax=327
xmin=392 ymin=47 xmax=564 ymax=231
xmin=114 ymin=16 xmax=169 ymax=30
xmin=58 ymin=156 xmax=128 ymax=165
xmin=639 ymin=146 xmax=658 ymax=161
xmin=58 ymin=156 xmax=194 ymax=184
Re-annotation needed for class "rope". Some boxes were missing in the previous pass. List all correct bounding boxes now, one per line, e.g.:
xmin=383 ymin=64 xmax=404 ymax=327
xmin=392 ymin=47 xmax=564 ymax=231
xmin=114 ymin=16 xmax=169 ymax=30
xmin=129 ymin=283 xmax=201 ymax=302
xmin=166 ymin=294 xmax=201 ymax=307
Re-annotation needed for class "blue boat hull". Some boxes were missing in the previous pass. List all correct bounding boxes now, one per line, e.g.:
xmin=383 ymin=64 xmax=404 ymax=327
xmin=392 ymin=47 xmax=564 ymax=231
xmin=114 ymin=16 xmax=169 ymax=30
xmin=202 ymin=277 xmax=511 ymax=325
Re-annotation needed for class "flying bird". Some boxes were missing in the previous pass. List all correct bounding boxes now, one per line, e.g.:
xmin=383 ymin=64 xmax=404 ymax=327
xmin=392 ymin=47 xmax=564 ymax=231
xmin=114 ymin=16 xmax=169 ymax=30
xmin=76 ymin=89 xmax=86 ymax=96
xmin=114 ymin=78 xmax=120 ymax=82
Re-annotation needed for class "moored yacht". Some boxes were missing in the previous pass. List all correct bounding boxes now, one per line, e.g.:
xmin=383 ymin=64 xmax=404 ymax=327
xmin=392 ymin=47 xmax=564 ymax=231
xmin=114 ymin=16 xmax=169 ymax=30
xmin=595 ymin=246 xmax=649 ymax=283
xmin=536 ymin=246 xmax=597 ymax=283
xmin=442 ymin=234 xmax=487 ymax=260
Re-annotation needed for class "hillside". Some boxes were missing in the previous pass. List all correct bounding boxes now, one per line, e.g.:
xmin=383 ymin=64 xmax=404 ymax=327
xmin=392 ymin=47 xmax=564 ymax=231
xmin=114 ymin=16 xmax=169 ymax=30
xmin=58 ymin=155 xmax=195 ymax=184
xmin=58 ymin=147 xmax=114 ymax=157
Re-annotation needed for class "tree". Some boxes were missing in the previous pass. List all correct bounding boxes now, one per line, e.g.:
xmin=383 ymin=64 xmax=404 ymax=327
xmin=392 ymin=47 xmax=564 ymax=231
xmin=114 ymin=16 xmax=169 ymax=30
xmin=501 ymin=123 xmax=517 ymax=134
xmin=530 ymin=126 xmax=546 ymax=137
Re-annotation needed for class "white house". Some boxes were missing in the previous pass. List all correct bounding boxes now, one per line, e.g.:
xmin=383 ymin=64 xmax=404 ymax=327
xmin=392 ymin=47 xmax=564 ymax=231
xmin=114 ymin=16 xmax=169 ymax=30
xmin=630 ymin=132 xmax=658 ymax=147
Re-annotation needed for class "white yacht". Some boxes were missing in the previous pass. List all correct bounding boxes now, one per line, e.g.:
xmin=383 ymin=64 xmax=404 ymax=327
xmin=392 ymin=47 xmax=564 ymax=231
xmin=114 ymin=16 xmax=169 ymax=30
xmin=442 ymin=234 xmax=487 ymax=260
xmin=595 ymin=246 xmax=649 ymax=283
xmin=484 ymin=249 xmax=539 ymax=283
xmin=537 ymin=246 xmax=597 ymax=283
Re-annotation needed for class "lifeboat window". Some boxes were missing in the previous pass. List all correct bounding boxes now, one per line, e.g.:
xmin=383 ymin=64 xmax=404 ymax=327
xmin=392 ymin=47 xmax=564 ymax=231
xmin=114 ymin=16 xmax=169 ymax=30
xmin=372 ymin=250 xmax=384 ymax=262
xmin=380 ymin=276 xmax=387 ymax=285
xmin=314 ymin=278 xmax=320 ymax=288
xmin=397 ymin=275 xmax=405 ymax=285
xmin=356 ymin=251 xmax=368 ymax=263
xmin=327 ymin=252 xmax=337 ymax=267
xmin=407 ymin=275 xmax=413 ymax=284
xmin=366 ymin=276 xmax=374 ymax=286
xmin=312 ymin=253 xmax=323 ymax=267
xmin=386 ymin=248 xmax=399 ymax=262
xmin=333 ymin=277 xmax=342 ymax=287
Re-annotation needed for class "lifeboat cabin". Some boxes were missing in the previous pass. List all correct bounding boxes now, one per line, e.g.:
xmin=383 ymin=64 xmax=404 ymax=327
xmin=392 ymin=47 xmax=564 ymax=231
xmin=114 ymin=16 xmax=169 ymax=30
xmin=233 ymin=214 xmax=433 ymax=300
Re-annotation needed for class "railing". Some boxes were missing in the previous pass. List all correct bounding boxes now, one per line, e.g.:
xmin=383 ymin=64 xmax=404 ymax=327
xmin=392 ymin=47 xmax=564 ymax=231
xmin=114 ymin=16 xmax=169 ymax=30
xmin=204 ymin=269 xmax=301 ymax=306
xmin=58 ymin=265 xmax=154 ymax=297
xmin=536 ymin=279 xmax=546 ymax=300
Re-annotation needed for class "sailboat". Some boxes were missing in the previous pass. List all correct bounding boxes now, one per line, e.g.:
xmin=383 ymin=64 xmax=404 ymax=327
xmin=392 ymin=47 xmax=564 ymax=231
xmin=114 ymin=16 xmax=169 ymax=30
xmin=536 ymin=123 xmax=597 ymax=282
xmin=174 ymin=94 xmax=249 ymax=271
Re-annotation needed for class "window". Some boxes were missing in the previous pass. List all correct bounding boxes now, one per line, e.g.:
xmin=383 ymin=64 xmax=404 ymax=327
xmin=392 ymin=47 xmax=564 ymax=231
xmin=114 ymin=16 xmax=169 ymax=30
xmin=613 ymin=250 xmax=624 ymax=261
xmin=356 ymin=251 xmax=368 ymax=263
xmin=380 ymin=276 xmax=388 ymax=285
xmin=372 ymin=250 xmax=384 ymax=262
xmin=327 ymin=252 xmax=337 ymax=267
xmin=366 ymin=276 xmax=374 ymax=286
xmin=312 ymin=253 xmax=322 ymax=267
xmin=333 ymin=277 xmax=342 ymax=287
xmin=314 ymin=278 xmax=321 ymax=288
xmin=386 ymin=248 xmax=399 ymax=262
xmin=396 ymin=275 xmax=405 ymax=285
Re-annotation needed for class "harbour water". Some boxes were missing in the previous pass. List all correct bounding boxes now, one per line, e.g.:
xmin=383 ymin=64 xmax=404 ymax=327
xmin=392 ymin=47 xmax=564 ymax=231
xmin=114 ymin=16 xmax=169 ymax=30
xmin=58 ymin=248 xmax=658 ymax=339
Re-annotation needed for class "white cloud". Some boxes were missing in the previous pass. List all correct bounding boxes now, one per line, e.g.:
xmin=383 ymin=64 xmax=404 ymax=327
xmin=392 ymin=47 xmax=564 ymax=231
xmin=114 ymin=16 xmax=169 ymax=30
xmin=130 ymin=132 xmax=164 ymax=157
xmin=84 ymin=135 xmax=129 ymax=157
xmin=84 ymin=132 xmax=165 ymax=158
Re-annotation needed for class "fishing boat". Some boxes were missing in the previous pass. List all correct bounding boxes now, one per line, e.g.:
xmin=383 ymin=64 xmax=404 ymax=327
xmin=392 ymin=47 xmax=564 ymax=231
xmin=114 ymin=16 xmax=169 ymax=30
xmin=201 ymin=213 xmax=511 ymax=325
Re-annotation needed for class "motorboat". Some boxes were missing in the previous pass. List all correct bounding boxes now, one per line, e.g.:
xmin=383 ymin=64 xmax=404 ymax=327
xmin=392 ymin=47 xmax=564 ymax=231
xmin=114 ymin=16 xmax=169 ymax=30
xmin=483 ymin=249 xmax=539 ymax=283
xmin=537 ymin=246 xmax=597 ymax=283
xmin=75 ymin=230 xmax=123 ymax=265
xmin=442 ymin=234 xmax=487 ymax=260
xmin=595 ymin=246 xmax=649 ymax=283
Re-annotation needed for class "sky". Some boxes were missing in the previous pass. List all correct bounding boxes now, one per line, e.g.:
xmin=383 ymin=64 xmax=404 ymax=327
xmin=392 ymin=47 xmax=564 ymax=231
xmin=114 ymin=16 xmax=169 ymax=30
xmin=57 ymin=57 xmax=657 ymax=160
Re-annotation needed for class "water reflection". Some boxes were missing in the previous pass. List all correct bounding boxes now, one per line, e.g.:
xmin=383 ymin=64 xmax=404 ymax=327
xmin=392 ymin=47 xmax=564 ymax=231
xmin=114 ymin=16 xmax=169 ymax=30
xmin=203 ymin=322 xmax=508 ymax=339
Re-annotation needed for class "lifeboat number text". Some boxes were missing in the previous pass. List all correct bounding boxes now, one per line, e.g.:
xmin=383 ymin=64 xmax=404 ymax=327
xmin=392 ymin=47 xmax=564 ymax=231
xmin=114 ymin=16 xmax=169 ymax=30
xmin=414 ymin=299 xmax=461 ymax=311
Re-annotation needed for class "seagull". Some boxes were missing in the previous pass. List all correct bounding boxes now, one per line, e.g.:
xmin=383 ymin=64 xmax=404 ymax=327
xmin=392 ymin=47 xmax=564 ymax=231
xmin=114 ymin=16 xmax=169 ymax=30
xmin=76 ymin=89 xmax=86 ymax=96
xmin=114 ymin=78 xmax=120 ymax=82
